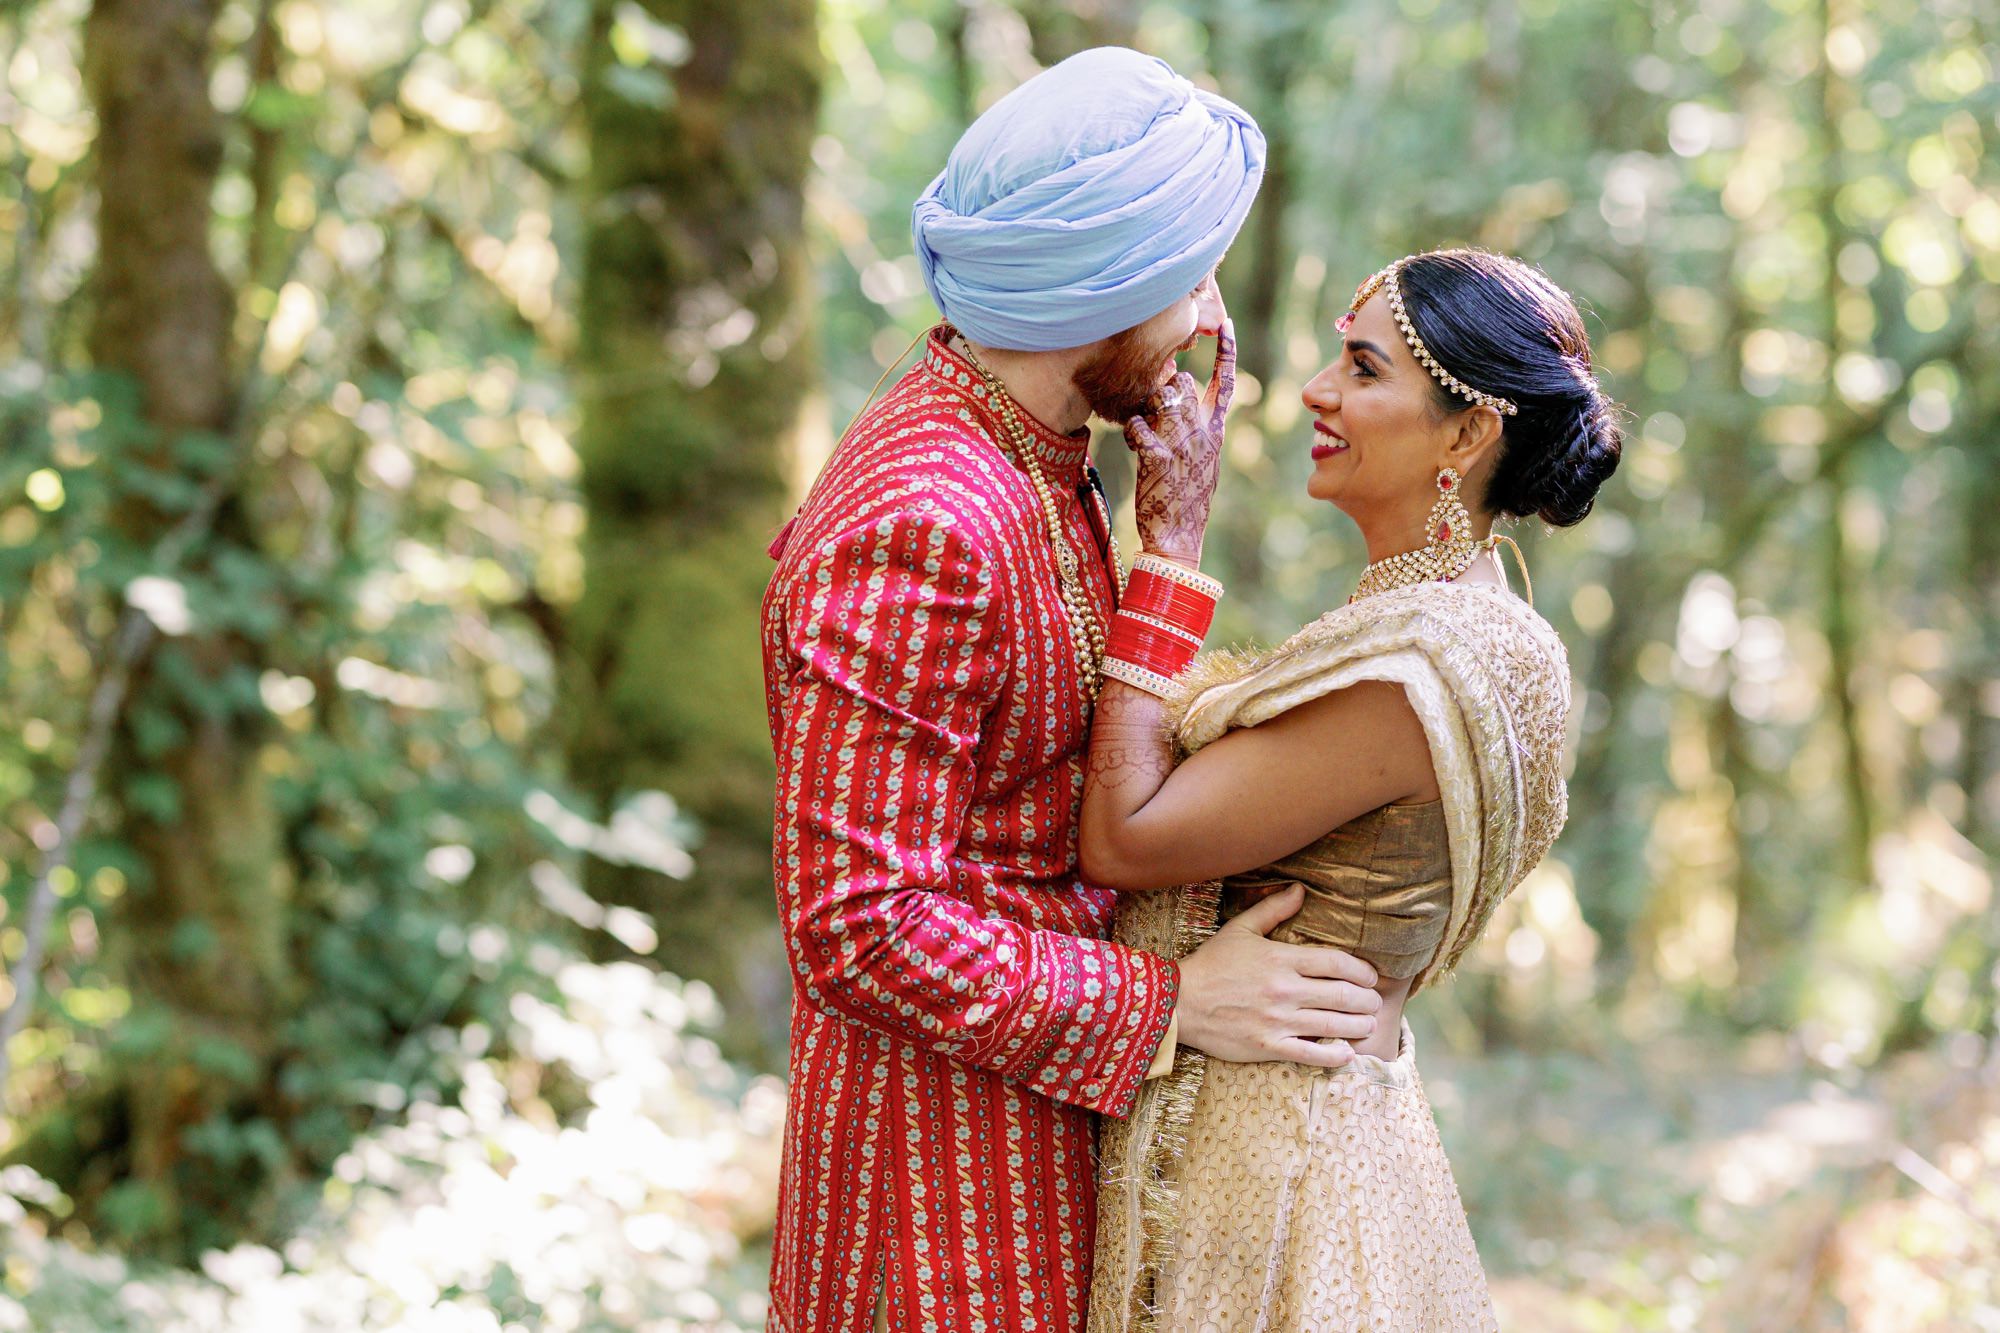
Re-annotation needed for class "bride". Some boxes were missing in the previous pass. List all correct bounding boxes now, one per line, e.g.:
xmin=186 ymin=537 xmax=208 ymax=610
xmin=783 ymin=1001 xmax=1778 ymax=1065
xmin=1080 ymin=248 xmax=1622 ymax=1331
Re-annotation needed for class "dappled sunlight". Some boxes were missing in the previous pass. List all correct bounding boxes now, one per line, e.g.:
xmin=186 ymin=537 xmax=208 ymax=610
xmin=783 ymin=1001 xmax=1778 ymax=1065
xmin=0 ymin=0 xmax=1995 ymax=1324
xmin=0 ymin=961 xmax=781 ymax=1331
xmin=1433 ymin=1027 xmax=2000 ymax=1331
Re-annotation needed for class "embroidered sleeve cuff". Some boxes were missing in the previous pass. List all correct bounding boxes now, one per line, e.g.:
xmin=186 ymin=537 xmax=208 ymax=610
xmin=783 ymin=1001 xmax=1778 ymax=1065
xmin=981 ymin=932 xmax=1179 ymax=1118
xmin=1143 ymin=1008 xmax=1180 ymax=1081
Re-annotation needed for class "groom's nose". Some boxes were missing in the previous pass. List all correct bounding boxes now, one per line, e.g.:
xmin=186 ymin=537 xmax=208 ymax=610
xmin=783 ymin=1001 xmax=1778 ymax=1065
xmin=1193 ymin=281 xmax=1225 ymax=338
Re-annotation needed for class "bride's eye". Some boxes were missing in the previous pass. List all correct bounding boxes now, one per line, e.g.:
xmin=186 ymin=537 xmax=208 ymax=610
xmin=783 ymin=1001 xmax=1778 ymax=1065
xmin=1351 ymin=355 xmax=1378 ymax=379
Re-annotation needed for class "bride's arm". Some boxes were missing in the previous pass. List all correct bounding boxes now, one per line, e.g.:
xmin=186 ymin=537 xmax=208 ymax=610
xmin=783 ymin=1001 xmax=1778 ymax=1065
xmin=1081 ymin=311 xmax=1432 ymax=891
xmin=1080 ymin=673 xmax=1437 ymax=891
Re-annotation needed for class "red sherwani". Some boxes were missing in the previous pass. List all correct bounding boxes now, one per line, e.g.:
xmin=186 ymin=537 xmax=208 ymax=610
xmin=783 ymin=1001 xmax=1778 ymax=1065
xmin=761 ymin=328 xmax=1179 ymax=1332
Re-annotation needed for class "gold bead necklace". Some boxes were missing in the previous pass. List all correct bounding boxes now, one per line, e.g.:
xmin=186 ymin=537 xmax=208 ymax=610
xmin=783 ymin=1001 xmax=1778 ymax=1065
xmin=1350 ymin=535 xmax=1495 ymax=601
xmin=953 ymin=335 xmax=1117 ymax=701
xmin=1351 ymin=467 xmax=1495 ymax=603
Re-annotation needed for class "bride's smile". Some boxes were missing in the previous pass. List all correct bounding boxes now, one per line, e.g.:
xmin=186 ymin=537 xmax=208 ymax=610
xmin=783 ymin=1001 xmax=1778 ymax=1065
xmin=1310 ymin=419 xmax=1348 ymax=460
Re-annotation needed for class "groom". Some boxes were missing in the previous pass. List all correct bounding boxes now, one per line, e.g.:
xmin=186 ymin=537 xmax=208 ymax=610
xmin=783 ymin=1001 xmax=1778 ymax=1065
xmin=761 ymin=48 xmax=1381 ymax=1333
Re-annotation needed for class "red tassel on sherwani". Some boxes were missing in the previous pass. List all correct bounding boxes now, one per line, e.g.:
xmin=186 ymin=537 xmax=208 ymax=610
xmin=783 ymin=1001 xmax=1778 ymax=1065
xmin=760 ymin=328 xmax=1178 ymax=1332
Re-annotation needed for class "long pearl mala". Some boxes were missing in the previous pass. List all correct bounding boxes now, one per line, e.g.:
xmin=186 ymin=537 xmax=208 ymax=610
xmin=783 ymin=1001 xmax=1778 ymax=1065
xmin=956 ymin=340 xmax=1116 ymax=700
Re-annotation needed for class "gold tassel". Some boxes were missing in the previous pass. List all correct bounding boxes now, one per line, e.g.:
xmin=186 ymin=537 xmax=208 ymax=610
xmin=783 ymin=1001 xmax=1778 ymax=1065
xmin=1124 ymin=878 xmax=1222 ymax=1330
xmin=1158 ymin=646 xmax=1269 ymax=754
xmin=859 ymin=326 xmax=928 ymax=420
xmin=1490 ymin=531 xmax=1534 ymax=607
xmin=780 ymin=327 xmax=929 ymax=534
xmin=1116 ymin=648 xmax=1273 ymax=1325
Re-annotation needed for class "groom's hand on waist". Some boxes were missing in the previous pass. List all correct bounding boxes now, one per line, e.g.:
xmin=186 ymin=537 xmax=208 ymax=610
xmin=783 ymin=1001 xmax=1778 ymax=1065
xmin=1173 ymin=884 xmax=1380 ymax=1069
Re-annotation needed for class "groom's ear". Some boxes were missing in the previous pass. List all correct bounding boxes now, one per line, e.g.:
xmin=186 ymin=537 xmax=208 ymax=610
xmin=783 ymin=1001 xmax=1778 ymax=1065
xmin=1443 ymin=405 xmax=1505 ymax=476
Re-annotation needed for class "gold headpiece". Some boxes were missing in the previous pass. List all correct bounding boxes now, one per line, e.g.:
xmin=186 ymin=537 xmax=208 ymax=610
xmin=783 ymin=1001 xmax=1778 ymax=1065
xmin=1341 ymin=258 xmax=1520 ymax=417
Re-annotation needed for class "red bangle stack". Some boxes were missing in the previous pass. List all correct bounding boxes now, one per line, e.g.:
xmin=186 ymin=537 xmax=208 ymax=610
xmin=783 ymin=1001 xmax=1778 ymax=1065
xmin=1101 ymin=554 xmax=1223 ymax=697
xmin=1122 ymin=569 xmax=1218 ymax=634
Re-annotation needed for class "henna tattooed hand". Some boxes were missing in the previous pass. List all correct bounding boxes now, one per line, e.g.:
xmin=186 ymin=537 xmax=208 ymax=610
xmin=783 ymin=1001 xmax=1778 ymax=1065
xmin=1124 ymin=318 xmax=1236 ymax=568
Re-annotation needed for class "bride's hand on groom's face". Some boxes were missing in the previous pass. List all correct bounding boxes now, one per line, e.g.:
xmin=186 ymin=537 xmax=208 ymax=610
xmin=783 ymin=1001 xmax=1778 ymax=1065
xmin=1173 ymin=883 xmax=1382 ymax=1070
xmin=1125 ymin=317 xmax=1235 ymax=570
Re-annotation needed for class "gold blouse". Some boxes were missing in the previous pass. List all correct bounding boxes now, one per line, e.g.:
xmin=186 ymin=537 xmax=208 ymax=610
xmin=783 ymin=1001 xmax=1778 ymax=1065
xmin=1220 ymin=800 xmax=1452 ymax=980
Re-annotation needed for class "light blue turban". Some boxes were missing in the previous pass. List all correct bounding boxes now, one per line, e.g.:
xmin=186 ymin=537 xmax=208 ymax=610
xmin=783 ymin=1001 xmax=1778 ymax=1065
xmin=912 ymin=47 xmax=1266 ymax=352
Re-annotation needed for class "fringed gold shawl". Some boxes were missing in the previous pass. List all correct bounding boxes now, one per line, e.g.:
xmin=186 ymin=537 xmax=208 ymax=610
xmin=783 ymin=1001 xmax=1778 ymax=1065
xmin=1088 ymin=582 xmax=1572 ymax=1333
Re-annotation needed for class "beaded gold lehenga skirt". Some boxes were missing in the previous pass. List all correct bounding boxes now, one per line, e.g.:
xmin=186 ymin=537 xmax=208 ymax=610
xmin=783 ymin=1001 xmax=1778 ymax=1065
xmin=1137 ymin=1021 xmax=1496 ymax=1333
xmin=1092 ymin=585 xmax=1573 ymax=1333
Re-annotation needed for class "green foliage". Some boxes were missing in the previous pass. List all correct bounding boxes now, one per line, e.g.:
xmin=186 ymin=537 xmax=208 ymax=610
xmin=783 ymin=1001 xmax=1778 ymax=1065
xmin=0 ymin=964 xmax=780 ymax=1330
xmin=0 ymin=0 xmax=1993 ymax=1324
xmin=0 ymin=0 xmax=608 ymax=1260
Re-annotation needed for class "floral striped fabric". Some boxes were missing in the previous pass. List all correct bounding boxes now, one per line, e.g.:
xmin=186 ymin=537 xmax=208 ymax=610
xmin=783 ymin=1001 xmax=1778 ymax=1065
xmin=761 ymin=328 xmax=1179 ymax=1332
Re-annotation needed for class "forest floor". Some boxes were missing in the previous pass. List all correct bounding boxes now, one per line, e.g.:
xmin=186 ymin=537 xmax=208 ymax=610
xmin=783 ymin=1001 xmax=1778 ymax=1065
xmin=724 ymin=1022 xmax=1997 ymax=1331
xmin=1427 ymin=1026 xmax=1999 ymax=1332
xmin=4 ymin=969 xmax=1992 ymax=1330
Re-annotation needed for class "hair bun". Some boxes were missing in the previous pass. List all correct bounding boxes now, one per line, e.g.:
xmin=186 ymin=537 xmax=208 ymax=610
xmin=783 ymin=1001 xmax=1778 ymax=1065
xmin=1392 ymin=250 xmax=1624 ymax=528
xmin=1531 ymin=397 xmax=1623 ymax=528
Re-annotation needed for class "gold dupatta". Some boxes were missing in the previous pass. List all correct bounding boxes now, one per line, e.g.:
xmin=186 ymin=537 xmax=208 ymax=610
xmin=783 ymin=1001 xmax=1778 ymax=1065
xmin=1088 ymin=582 xmax=1572 ymax=1333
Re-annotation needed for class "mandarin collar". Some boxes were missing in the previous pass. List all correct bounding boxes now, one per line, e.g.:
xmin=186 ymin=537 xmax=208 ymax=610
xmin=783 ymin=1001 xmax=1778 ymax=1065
xmin=921 ymin=326 xmax=1093 ymax=490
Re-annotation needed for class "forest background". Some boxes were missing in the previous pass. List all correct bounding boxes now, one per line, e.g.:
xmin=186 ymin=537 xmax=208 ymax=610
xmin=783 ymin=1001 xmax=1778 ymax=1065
xmin=1 ymin=0 xmax=1997 ymax=1327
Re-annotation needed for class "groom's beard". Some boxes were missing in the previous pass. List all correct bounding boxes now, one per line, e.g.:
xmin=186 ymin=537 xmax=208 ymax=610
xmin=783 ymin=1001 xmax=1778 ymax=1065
xmin=1073 ymin=325 xmax=1198 ymax=423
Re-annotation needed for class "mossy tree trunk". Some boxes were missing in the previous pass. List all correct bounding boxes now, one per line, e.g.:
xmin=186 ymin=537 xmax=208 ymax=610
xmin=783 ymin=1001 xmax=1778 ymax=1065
xmin=1813 ymin=0 xmax=1879 ymax=890
xmin=564 ymin=0 xmax=820 ymax=1065
xmin=60 ymin=0 xmax=297 ymax=1256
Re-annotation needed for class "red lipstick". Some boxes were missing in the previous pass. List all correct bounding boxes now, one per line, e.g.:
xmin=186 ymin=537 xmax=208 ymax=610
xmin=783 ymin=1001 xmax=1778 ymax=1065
xmin=1311 ymin=420 xmax=1347 ymax=460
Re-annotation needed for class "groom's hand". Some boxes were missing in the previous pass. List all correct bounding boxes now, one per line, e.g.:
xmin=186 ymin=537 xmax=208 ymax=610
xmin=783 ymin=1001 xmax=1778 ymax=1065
xmin=1173 ymin=884 xmax=1380 ymax=1068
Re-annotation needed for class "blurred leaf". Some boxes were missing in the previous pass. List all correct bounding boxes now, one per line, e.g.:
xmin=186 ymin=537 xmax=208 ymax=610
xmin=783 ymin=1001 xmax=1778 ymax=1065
xmin=187 ymin=1036 xmax=260 ymax=1084
xmin=241 ymin=84 xmax=325 ymax=131
xmin=124 ymin=772 xmax=182 ymax=823
xmin=167 ymin=430 xmax=235 ymax=479
xmin=169 ymin=918 xmax=221 ymax=965
xmin=602 ymin=63 xmax=673 ymax=109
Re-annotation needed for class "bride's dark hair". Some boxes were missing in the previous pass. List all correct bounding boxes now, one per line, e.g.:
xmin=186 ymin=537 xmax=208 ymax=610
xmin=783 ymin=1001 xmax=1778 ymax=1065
xmin=1395 ymin=249 xmax=1622 ymax=528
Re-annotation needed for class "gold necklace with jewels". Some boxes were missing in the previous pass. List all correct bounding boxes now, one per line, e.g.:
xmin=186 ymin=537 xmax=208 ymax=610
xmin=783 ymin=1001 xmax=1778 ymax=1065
xmin=1350 ymin=467 xmax=1504 ymax=603
xmin=950 ymin=331 xmax=1121 ymax=699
